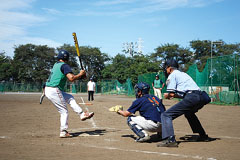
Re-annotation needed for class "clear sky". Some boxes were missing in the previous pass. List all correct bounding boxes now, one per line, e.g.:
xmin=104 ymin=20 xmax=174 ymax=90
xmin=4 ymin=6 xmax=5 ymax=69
xmin=0 ymin=0 xmax=239 ymax=58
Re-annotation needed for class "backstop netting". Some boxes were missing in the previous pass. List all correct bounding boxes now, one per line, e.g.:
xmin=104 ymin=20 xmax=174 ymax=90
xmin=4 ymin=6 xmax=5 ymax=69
xmin=138 ymin=54 xmax=239 ymax=105
xmin=95 ymin=79 xmax=134 ymax=96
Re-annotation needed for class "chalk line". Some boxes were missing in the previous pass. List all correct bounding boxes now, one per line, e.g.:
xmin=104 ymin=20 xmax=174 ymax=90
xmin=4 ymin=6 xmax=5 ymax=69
xmin=81 ymin=143 xmax=217 ymax=160
xmin=85 ymin=107 xmax=97 ymax=128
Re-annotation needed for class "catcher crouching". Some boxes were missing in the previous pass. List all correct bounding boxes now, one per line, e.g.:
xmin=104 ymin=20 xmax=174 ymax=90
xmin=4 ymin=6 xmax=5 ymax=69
xmin=111 ymin=82 xmax=166 ymax=142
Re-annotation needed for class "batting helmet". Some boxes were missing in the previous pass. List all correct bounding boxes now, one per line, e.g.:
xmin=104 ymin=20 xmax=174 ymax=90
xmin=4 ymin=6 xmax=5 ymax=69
xmin=57 ymin=50 xmax=69 ymax=61
xmin=134 ymin=82 xmax=150 ymax=98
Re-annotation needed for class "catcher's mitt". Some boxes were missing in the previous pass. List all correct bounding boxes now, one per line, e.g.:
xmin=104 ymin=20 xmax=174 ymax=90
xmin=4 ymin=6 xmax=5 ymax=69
xmin=109 ymin=105 xmax=123 ymax=112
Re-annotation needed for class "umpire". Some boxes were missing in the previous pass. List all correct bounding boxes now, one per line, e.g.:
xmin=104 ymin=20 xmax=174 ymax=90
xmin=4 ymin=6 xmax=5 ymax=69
xmin=157 ymin=59 xmax=211 ymax=147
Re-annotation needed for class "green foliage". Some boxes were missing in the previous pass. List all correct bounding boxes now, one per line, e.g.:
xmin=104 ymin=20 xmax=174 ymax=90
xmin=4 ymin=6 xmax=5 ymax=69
xmin=190 ymin=40 xmax=212 ymax=71
xmin=0 ymin=40 xmax=239 ymax=87
xmin=190 ymin=40 xmax=240 ymax=71
xmin=150 ymin=43 xmax=193 ymax=72
xmin=12 ymin=44 xmax=56 ymax=84
xmin=57 ymin=44 xmax=110 ymax=80
xmin=101 ymin=54 xmax=159 ymax=85
xmin=0 ymin=52 xmax=13 ymax=81
xmin=79 ymin=46 xmax=110 ymax=80
xmin=57 ymin=44 xmax=79 ymax=74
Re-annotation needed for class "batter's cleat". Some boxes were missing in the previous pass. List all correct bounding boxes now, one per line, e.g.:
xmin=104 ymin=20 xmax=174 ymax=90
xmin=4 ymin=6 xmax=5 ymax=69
xmin=59 ymin=130 xmax=72 ymax=138
xmin=157 ymin=136 xmax=178 ymax=147
xmin=80 ymin=111 xmax=94 ymax=121
xmin=135 ymin=135 xmax=150 ymax=143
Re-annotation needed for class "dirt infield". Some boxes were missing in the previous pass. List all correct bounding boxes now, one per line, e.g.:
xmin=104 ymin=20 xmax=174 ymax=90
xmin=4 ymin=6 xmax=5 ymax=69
xmin=0 ymin=93 xmax=240 ymax=160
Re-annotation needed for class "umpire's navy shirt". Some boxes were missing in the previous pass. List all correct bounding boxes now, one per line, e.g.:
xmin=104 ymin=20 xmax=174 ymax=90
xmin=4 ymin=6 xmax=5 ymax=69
xmin=127 ymin=94 xmax=165 ymax=123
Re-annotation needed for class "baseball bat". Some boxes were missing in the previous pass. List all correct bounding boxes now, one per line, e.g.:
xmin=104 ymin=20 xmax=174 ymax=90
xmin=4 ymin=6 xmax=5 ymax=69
xmin=72 ymin=32 xmax=84 ymax=70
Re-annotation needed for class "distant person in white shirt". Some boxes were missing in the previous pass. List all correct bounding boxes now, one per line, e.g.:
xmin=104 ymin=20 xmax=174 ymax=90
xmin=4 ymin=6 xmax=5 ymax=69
xmin=87 ymin=78 xmax=96 ymax=101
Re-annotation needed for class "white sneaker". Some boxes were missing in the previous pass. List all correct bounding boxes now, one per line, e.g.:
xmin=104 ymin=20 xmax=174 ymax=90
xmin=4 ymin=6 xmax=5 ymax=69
xmin=59 ymin=130 xmax=72 ymax=138
xmin=80 ymin=111 xmax=94 ymax=121
xmin=135 ymin=135 xmax=150 ymax=142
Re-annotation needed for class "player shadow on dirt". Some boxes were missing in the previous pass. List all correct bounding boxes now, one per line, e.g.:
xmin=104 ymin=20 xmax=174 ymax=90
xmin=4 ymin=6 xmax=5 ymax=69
xmin=178 ymin=134 xmax=220 ymax=144
xmin=70 ymin=129 xmax=107 ymax=137
xmin=122 ymin=134 xmax=220 ymax=144
xmin=121 ymin=134 xmax=163 ymax=143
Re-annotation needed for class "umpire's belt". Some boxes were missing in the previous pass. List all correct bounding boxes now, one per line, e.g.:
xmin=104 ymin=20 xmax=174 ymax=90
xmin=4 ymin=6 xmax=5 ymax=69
xmin=185 ymin=90 xmax=202 ymax=95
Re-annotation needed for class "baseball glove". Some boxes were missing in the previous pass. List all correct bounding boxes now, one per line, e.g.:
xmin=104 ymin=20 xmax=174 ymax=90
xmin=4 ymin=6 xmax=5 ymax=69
xmin=109 ymin=105 xmax=123 ymax=112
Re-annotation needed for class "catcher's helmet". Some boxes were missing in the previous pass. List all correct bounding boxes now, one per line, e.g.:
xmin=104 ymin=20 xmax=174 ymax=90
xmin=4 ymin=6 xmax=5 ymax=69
xmin=57 ymin=50 xmax=69 ymax=61
xmin=134 ymin=82 xmax=150 ymax=98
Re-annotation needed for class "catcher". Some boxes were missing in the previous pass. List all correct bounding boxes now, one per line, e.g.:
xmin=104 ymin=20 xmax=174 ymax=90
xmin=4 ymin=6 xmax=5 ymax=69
xmin=111 ymin=82 xmax=166 ymax=142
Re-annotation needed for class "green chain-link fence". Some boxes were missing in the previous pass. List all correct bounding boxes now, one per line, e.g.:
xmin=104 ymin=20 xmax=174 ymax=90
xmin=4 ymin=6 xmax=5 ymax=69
xmin=1 ymin=55 xmax=239 ymax=105
xmin=138 ymin=54 xmax=240 ymax=105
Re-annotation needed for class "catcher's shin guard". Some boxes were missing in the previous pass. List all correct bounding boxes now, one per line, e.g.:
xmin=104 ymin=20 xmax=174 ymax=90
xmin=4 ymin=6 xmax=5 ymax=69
xmin=127 ymin=116 xmax=147 ymax=138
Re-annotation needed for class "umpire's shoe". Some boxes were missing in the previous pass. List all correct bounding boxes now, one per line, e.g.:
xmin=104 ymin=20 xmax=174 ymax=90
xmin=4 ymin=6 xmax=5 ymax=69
xmin=157 ymin=136 xmax=178 ymax=147
xmin=197 ymin=134 xmax=210 ymax=142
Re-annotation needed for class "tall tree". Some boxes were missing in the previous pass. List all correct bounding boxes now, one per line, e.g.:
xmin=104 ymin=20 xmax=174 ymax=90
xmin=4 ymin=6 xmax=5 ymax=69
xmin=12 ymin=44 xmax=56 ymax=84
xmin=101 ymin=54 xmax=130 ymax=83
xmin=59 ymin=44 xmax=110 ymax=81
xmin=0 ymin=52 xmax=12 ymax=81
xmin=190 ymin=40 xmax=212 ymax=71
xmin=57 ymin=44 xmax=79 ymax=72
xmin=78 ymin=46 xmax=110 ymax=81
xmin=150 ymin=43 xmax=193 ymax=71
xmin=190 ymin=40 xmax=240 ymax=71
xmin=101 ymin=54 xmax=159 ymax=84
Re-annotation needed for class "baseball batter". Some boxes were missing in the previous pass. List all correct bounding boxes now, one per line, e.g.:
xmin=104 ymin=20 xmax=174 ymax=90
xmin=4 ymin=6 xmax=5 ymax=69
xmin=45 ymin=50 xmax=94 ymax=138
xmin=116 ymin=82 xmax=166 ymax=142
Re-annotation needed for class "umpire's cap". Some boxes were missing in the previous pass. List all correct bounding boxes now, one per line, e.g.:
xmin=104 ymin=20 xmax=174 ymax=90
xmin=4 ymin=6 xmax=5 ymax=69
xmin=164 ymin=59 xmax=179 ymax=69
xmin=57 ymin=50 xmax=69 ymax=61
xmin=163 ymin=59 xmax=179 ymax=78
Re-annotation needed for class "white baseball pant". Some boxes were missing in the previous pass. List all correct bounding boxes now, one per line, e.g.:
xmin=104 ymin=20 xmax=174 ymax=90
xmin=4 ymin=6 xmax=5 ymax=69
xmin=45 ymin=86 xmax=83 ymax=131
xmin=153 ymin=88 xmax=162 ymax=100
xmin=130 ymin=116 xmax=162 ymax=133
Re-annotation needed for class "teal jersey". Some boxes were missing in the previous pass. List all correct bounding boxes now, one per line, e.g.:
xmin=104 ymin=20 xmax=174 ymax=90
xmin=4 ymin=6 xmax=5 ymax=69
xmin=153 ymin=79 xmax=163 ymax=88
xmin=46 ymin=62 xmax=67 ymax=91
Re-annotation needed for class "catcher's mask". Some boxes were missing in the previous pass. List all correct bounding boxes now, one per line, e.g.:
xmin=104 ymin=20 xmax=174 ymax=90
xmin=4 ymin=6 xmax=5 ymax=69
xmin=134 ymin=82 xmax=150 ymax=98
xmin=57 ymin=49 xmax=70 ymax=61
xmin=163 ymin=59 xmax=179 ymax=78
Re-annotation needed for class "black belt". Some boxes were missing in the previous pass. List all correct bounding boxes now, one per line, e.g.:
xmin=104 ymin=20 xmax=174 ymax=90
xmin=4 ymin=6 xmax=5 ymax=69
xmin=186 ymin=90 xmax=202 ymax=94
